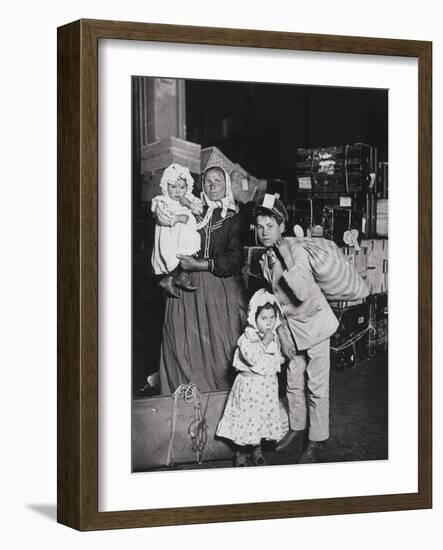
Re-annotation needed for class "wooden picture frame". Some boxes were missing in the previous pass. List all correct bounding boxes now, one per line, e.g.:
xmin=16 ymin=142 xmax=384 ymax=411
xmin=57 ymin=19 xmax=432 ymax=530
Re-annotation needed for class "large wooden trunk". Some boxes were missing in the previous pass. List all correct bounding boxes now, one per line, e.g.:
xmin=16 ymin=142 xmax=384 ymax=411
xmin=133 ymin=388 xmax=290 ymax=470
xmin=133 ymin=390 xmax=232 ymax=470
xmin=296 ymin=143 xmax=377 ymax=174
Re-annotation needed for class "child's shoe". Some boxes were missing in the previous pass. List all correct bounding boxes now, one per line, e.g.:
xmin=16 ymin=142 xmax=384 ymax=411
xmin=158 ymin=275 xmax=180 ymax=298
xmin=251 ymin=446 xmax=266 ymax=466
xmin=234 ymin=450 xmax=248 ymax=467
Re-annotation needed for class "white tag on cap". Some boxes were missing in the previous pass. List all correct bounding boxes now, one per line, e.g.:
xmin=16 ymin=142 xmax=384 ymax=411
xmin=262 ymin=193 xmax=276 ymax=209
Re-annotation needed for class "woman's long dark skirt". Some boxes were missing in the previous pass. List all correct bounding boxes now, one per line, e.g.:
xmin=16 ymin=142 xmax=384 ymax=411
xmin=159 ymin=271 xmax=247 ymax=394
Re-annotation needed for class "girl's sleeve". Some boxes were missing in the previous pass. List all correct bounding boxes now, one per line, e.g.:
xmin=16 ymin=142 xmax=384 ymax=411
xmin=238 ymin=332 xmax=282 ymax=376
xmin=212 ymin=213 xmax=244 ymax=277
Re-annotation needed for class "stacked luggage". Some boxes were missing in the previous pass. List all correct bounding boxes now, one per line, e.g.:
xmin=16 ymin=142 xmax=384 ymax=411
xmin=141 ymin=138 xmax=267 ymax=205
xmin=295 ymin=143 xmax=377 ymax=195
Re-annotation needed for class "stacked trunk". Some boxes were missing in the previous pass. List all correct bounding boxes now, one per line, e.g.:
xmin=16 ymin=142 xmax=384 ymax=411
xmin=295 ymin=143 xmax=377 ymax=195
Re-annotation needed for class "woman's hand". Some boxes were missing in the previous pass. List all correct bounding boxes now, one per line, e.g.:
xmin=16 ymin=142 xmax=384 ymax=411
xmin=274 ymin=238 xmax=295 ymax=270
xmin=177 ymin=255 xmax=208 ymax=272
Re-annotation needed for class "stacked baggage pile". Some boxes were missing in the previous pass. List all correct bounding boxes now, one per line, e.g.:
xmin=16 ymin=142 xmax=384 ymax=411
xmin=242 ymin=143 xmax=388 ymax=370
xmin=295 ymin=143 xmax=377 ymax=195
xmin=291 ymin=143 xmax=388 ymax=369
xmin=329 ymin=243 xmax=388 ymax=369
xmin=141 ymin=138 xmax=266 ymax=205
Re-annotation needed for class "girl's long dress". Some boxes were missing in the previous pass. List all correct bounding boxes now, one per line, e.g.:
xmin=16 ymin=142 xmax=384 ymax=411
xmin=159 ymin=208 xmax=247 ymax=394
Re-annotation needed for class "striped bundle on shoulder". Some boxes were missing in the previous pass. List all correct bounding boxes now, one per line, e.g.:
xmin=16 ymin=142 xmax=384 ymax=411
xmin=290 ymin=237 xmax=369 ymax=301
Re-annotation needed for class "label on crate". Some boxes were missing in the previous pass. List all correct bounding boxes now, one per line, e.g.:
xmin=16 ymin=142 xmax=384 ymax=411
xmin=340 ymin=196 xmax=352 ymax=207
xmin=298 ymin=176 xmax=312 ymax=190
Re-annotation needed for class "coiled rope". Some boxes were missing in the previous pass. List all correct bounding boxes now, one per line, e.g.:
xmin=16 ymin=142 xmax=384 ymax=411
xmin=166 ymin=383 xmax=210 ymax=467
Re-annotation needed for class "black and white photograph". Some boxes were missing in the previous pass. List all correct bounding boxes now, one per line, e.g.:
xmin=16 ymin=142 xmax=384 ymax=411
xmin=131 ymin=76 xmax=389 ymax=472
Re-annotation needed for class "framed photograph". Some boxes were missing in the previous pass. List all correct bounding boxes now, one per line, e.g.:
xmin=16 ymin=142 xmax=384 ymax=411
xmin=57 ymin=19 xmax=432 ymax=530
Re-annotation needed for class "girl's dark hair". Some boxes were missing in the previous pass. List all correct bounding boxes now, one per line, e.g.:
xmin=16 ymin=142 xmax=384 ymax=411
xmin=255 ymin=302 xmax=279 ymax=321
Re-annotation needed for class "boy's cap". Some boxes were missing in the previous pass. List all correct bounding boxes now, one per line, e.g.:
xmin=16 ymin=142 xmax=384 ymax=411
xmin=253 ymin=193 xmax=288 ymax=224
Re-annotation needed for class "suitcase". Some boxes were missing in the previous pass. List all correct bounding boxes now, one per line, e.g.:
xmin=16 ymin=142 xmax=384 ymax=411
xmin=296 ymin=171 xmax=370 ymax=195
xmin=296 ymin=143 xmax=377 ymax=174
xmin=361 ymin=238 xmax=388 ymax=294
xmin=132 ymin=386 xmax=290 ymax=470
xmin=133 ymin=389 xmax=233 ymax=470
xmin=373 ymin=292 xmax=388 ymax=352
xmin=331 ymin=302 xmax=372 ymax=367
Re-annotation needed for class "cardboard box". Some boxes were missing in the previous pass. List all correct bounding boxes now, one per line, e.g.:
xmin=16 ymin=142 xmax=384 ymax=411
xmin=361 ymin=238 xmax=388 ymax=294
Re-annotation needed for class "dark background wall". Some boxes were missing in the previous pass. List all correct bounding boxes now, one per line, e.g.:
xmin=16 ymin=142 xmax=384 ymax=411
xmin=186 ymin=80 xmax=388 ymax=181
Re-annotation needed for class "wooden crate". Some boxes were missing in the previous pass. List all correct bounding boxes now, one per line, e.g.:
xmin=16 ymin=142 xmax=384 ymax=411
xmin=361 ymin=238 xmax=388 ymax=294
xmin=376 ymin=199 xmax=388 ymax=237
xmin=142 ymin=136 xmax=201 ymax=174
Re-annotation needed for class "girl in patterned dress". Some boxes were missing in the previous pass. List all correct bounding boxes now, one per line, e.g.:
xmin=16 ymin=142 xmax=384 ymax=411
xmin=216 ymin=289 xmax=285 ymax=466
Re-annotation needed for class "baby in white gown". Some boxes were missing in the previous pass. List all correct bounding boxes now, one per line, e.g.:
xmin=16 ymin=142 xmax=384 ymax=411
xmin=151 ymin=163 xmax=203 ymax=298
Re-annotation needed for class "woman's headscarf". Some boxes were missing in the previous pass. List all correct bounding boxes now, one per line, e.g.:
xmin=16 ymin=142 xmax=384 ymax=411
xmin=197 ymin=166 xmax=237 ymax=229
xmin=247 ymin=289 xmax=282 ymax=332
xmin=159 ymin=163 xmax=195 ymax=199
